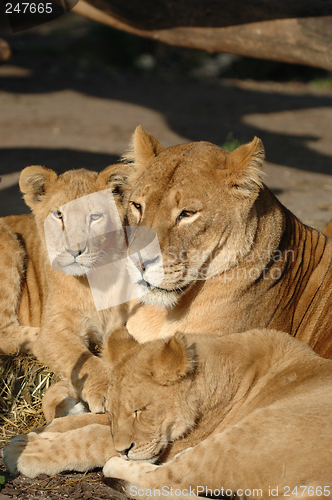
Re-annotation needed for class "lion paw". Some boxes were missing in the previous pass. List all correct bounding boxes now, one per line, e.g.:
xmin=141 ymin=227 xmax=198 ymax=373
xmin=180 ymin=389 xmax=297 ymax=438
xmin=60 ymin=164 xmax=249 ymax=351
xmin=103 ymin=457 xmax=157 ymax=482
xmin=2 ymin=431 xmax=61 ymax=478
xmin=81 ymin=376 xmax=110 ymax=414
xmin=79 ymin=358 xmax=111 ymax=414
xmin=2 ymin=434 xmax=29 ymax=476
xmin=81 ymin=392 xmax=105 ymax=414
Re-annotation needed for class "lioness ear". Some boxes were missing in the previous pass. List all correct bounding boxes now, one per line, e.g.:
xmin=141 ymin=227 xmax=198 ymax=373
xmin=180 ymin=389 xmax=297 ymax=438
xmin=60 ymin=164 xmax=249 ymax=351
xmin=123 ymin=125 xmax=165 ymax=168
xmin=103 ymin=327 xmax=139 ymax=369
xmin=224 ymin=137 xmax=265 ymax=195
xmin=97 ymin=164 xmax=134 ymax=202
xmin=19 ymin=166 xmax=58 ymax=209
xmin=149 ymin=332 xmax=196 ymax=386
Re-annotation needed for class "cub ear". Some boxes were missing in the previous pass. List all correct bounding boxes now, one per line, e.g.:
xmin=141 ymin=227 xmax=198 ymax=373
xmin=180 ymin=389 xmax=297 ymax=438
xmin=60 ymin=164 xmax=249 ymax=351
xmin=123 ymin=125 xmax=165 ymax=169
xmin=224 ymin=137 xmax=265 ymax=195
xmin=149 ymin=332 xmax=197 ymax=386
xmin=97 ymin=164 xmax=134 ymax=202
xmin=103 ymin=327 xmax=139 ymax=369
xmin=19 ymin=166 xmax=58 ymax=209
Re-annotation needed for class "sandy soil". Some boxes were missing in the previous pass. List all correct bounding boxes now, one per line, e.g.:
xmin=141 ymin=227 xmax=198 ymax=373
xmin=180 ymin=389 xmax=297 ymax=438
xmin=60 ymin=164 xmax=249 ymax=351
xmin=0 ymin=11 xmax=332 ymax=500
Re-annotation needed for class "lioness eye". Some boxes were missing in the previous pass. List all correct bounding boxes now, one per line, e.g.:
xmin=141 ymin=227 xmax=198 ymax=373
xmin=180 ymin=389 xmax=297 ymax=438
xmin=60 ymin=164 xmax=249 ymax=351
xmin=176 ymin=210 xmax=196 ymax=223
xmin=131 ymin=201 xmax=142 ymax=214
xmin=134 ymin=407 xmax=146 ymax=419
xmin=52 ymin=210 xmax=63 ymax=220
xmin=90 ymin=213 xmax=102 ymax=221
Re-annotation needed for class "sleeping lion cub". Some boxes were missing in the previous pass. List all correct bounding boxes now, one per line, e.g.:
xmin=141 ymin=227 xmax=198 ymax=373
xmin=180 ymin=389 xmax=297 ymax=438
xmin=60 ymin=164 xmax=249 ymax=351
xmin=0 ymin=164 xmax=134 ymax=413
xmin=4 ymin=328 xmax=332 ymax=500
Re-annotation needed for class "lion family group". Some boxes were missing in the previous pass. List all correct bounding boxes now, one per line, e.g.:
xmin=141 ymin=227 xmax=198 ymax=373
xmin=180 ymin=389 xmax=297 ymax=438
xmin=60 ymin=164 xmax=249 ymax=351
xmin=2 ymin=126 xmax=332 ymax=499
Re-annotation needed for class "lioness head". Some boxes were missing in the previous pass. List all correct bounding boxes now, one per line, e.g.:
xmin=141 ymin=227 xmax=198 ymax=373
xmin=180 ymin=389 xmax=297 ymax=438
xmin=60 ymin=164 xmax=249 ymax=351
xmin=124 ymin=126 xmax=265 ymax=308
xmin=20 ymin=165 xmax=133 ymax=276
xmin=105 ymin=329 xmax=198 ymax=462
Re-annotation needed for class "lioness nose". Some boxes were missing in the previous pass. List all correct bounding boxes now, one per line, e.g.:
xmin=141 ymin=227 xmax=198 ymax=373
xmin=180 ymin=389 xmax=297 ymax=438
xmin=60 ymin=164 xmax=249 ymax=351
xmin=131 ymin=255 xmax=160 ymax=272
xmin=67 ymin=246 xmax=86 ymax=258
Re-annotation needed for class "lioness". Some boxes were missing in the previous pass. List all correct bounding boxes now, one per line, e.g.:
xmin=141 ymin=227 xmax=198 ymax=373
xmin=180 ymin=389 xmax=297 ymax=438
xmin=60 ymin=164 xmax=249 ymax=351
xmin=4 ymin=327 xmax=332 ymax=500
xmin=0 ymin=164 xmax=134 ymax=413
xmin=125 ymin=126 xmax=332 ymax=358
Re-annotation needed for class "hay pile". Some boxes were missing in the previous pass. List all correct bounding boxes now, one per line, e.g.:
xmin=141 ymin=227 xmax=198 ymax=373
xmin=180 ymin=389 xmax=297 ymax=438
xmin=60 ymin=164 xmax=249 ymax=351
xmin=0 ymin=354 xmax=58 ymax=445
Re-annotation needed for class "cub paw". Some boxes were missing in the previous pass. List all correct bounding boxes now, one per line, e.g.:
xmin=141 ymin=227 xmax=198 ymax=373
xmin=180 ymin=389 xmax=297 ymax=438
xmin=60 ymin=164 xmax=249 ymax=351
xmin=79 ymin=358 xmax=111 ymax=413
xmin=81 ymin=377 xmax=110 ymax=414
xmin=103 ymin=457 xmax=157 ymax=481
xmin=2 ymin=434 xmax=29 ymax=475
xmin=103 ymin=456 xmax=130 ymax=478
xmin=2 ymin=431 xmax=61 ymax=478
xmin=82 ymin=392 xmax=105 ymax=414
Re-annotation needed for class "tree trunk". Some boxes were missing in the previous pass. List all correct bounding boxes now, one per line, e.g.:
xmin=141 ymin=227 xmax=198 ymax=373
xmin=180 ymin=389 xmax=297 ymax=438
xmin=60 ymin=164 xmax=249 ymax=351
xmin=0 ymin=39 xmax=11 ymax=64
xmin=72 ymin=0 xmax=332 ymax=70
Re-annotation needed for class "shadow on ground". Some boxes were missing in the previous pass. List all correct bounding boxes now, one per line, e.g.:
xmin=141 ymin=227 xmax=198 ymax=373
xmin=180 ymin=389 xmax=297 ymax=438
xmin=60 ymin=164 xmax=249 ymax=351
xmin=0 ymin=18 xmax=332 ymax=174
xmin=0 ymin=148 xmax=120 ymax=215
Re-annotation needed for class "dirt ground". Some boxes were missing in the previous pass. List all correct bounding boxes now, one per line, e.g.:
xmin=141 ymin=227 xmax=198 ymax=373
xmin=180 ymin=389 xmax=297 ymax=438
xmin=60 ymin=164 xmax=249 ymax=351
xmin=0 ymin=11 xmax=332 ymax=500
xmin=1 ymin=14 xmax=332 ymax=227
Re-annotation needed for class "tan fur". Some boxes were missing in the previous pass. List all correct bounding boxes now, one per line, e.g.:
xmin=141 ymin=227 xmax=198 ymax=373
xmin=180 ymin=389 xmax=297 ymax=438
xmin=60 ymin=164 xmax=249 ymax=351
xmin=0 ymin=165 xmax=135 ymax=412
xmin=125 ymin=127 xmax=332 ymax=359
xmin=4 ymin=327 xmax=332 ymax=500
xmin=323 ymin=218 xmax=332 ymax=239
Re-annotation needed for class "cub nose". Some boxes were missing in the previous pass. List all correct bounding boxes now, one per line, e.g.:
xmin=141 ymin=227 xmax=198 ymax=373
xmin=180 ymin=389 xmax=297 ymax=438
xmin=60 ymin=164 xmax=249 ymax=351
xmin=116 ymin=442 xmax=135 ymax=457
xmin=66 ymin=246 xmax=86 ymax=258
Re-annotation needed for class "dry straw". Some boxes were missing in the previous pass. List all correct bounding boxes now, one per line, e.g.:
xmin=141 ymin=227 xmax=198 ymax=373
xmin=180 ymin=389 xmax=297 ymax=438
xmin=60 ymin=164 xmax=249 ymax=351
xmin=0 ymin=354 xmax=58 ymax=446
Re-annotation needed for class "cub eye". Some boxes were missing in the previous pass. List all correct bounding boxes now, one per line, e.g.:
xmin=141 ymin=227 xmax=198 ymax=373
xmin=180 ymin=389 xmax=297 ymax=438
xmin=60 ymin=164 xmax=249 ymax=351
xmin=90 ymin=213 xmax=102 ymax=221
xmin=134 ymin=409 xmax=141 ymax=419
xmin=130 ymin=201 xmax=142 ymax=214
xmin=176 ymin=210 xmax=196 ymax=223
xmin=52 ymin=210 xmax=63 ymax=220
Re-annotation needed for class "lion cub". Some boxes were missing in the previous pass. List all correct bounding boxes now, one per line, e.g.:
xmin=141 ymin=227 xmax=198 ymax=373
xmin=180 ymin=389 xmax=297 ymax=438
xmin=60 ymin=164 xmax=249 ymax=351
xmin=0 ymin=164 xmax=134 ymax=413
xmin=4 ymin=328 xmax=332 ymax=500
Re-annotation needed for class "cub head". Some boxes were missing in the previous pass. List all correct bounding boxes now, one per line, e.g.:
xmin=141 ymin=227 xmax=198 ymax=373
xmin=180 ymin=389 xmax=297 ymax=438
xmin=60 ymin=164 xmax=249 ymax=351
xmin=124 ymin=126 xmax=265 ymax=308
xmin=19 ymin=164 xmax=133 ymax=276
xmin=105 ymin=329 xmax=198 ymax=462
